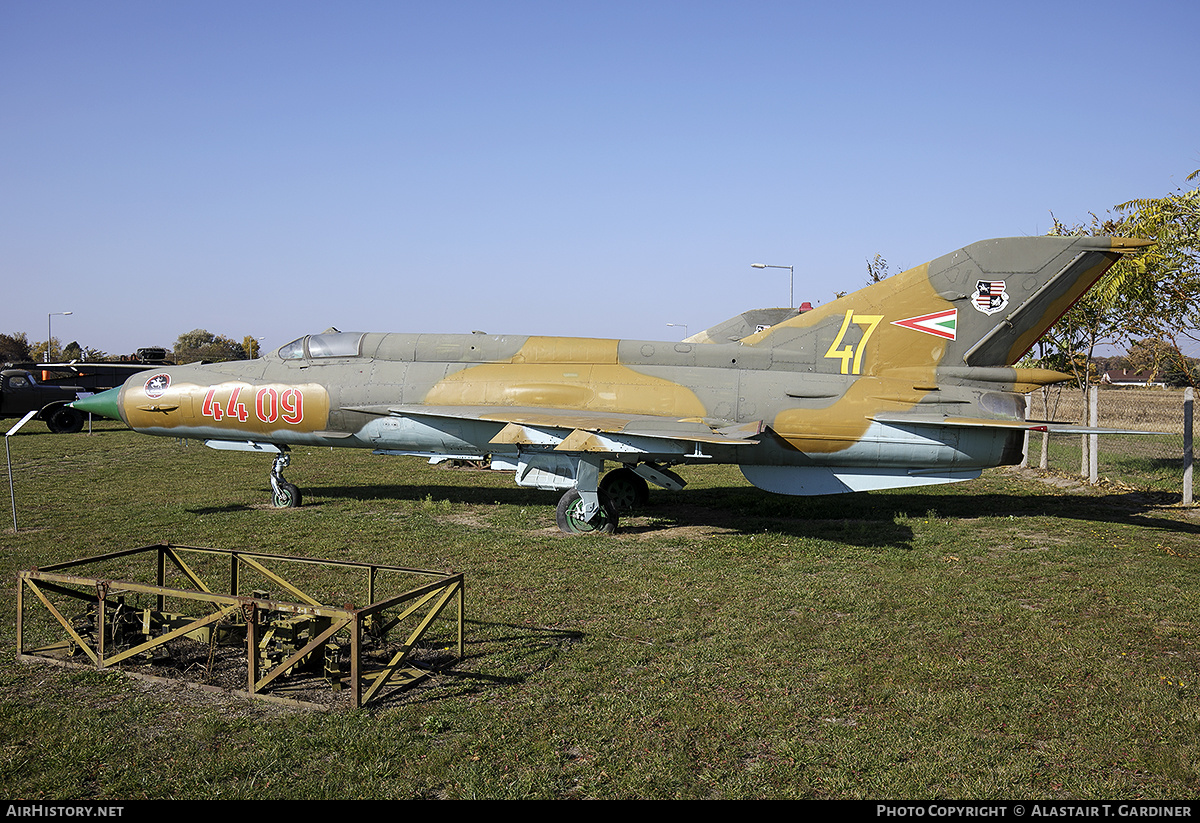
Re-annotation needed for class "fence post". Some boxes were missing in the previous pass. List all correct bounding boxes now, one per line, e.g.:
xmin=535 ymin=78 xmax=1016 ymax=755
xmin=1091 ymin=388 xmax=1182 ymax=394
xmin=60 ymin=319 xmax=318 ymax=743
xmin=1185 ymin=387 xmax=1194 ymax=505
xmin=1089 ymin=385 xmax=1099 ymax=484
xmin=1021 ymin=394 xmax=1031 ymax=468
xmin=1039 ymin=387 xmax=1049 ymax=469
xmin=1080 ymin=388 xmax=1088 ymax=479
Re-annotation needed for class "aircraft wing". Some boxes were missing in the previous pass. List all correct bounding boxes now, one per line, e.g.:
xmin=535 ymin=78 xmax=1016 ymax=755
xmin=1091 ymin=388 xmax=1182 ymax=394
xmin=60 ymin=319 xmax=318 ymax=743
xmin=39 ymin=362 xmax=159 ymax=372
xmin=346 ymin=403 xmax=764 ymax=454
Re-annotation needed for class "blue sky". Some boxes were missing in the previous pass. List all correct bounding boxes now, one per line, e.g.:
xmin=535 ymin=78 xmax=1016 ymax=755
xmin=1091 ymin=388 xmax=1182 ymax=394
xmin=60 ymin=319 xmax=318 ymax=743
xmin=2 ymin=0 xmax=1197 ymax=357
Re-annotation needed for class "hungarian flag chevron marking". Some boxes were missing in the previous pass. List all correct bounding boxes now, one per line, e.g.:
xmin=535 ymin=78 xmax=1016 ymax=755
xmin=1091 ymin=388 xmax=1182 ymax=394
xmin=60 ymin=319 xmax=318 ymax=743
xmin=890 ymin=309 xmax=957 ymax=340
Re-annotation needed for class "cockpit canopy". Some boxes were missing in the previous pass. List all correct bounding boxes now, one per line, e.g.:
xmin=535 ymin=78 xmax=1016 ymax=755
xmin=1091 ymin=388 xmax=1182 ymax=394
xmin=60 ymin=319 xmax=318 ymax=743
xmin=278 ymin=333 xmax=365 ymax=360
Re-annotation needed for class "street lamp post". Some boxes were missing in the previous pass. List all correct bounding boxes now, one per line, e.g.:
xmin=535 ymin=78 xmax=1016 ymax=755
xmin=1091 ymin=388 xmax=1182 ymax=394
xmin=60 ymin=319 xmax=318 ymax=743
xmin=751 ymin=263 xmax=794 ymax=308
xmin=47 ymin=312 xmax=72 ymax=362
xmin=666 ymin=323 xmax=688 ymax=340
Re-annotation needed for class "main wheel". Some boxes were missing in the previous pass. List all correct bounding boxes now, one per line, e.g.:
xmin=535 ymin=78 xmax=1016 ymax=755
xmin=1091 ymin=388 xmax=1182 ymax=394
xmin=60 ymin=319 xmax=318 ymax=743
xmin=272 ymin=481 xmax=302 ymax=508
xmin=599 ymin=467 xmax=650 ymax=512
xmin=555 ymin=488 xmax=618 ymax=534
xmin=46 ymin=406 xmax=85 ymax=434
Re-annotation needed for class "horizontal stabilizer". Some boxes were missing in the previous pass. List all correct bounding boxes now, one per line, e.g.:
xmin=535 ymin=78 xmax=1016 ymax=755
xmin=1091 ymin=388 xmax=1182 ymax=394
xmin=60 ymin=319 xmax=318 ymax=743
xmin=1023 ymin=423 xmax=1172 ymax=435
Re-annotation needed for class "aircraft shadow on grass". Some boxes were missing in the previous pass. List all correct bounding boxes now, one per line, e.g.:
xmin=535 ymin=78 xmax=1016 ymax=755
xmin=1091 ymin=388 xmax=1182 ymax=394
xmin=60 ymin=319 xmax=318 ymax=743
xmin=360 ymin=619 xmax=585 ymax=709
xmin=242 ymin=480 xmax=1199 ymax=551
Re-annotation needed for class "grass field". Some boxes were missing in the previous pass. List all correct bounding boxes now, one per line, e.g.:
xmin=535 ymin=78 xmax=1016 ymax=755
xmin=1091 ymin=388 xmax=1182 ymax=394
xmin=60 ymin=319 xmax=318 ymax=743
xmin=1032 ymin=434 xmax=1190 ymax=494
xmin=2 ymin=421 xmax=1199 ymax=799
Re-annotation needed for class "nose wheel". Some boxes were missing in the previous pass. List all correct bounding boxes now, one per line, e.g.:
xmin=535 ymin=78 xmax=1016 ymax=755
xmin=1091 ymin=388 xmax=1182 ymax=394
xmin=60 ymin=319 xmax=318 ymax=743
xmin=270 ymin=450 xmax=302 ymax=508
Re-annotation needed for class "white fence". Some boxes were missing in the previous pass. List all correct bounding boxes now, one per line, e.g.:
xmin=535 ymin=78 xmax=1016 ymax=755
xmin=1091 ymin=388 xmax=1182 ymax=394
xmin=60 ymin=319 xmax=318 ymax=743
xmin=1022 ymin=386 xmax=1194 ymax=504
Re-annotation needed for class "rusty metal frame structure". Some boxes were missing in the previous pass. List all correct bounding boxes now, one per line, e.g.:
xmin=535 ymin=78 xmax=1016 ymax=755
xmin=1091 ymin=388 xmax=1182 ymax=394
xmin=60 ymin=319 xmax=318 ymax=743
xmin=16 ymin=543 xmax=464 ymax=709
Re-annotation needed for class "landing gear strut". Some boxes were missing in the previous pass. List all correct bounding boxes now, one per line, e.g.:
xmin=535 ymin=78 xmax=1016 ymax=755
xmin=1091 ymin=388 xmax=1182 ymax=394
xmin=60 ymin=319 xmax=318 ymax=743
xmin=270 ymin=448 xmax=302 ymax=508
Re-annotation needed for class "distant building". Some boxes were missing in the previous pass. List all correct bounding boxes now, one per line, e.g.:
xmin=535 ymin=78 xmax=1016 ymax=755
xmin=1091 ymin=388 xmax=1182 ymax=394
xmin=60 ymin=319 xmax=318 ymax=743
xmin=1100 ymin=369 xmax=1166 ymax=388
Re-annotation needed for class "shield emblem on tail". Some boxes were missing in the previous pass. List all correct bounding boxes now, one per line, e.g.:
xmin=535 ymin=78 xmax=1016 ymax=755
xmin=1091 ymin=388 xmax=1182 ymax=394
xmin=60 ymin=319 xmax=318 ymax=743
xmin=973 ymin=280 xmax=1009 ymax=315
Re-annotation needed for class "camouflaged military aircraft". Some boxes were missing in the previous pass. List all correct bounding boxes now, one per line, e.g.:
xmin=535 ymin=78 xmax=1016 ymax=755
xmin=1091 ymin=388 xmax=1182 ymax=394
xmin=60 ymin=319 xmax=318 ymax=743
xmin=73 ymin=235 xmax=1150 ymax=534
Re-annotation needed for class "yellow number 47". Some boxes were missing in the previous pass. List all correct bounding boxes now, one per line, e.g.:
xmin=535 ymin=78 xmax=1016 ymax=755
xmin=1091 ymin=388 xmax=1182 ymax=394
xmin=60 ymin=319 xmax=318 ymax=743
xmin=823 ymin=310 xmax=883 ymax=375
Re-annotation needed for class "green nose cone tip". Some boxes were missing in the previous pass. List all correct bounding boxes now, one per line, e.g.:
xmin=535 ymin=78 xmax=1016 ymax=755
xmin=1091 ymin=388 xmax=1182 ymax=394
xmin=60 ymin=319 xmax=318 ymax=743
xmin=71 ymin=387 xmax=123 ymax=421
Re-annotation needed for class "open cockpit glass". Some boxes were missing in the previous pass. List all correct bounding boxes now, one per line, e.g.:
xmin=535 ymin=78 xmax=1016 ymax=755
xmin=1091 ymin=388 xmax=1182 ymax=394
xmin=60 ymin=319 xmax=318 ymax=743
xmin=278 ymin=333 xmax=365 ymax=361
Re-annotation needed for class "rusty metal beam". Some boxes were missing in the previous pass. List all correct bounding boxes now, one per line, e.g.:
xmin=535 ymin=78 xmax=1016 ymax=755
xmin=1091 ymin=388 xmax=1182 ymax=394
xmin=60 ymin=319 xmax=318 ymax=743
xmin=20 ymin=577 xmax=98 ymax=664
xmin=17 ymin=543 xmax=465 ymax=709
xmin=362 ymin=578 xmax=463 ymax=704
xmin=235 ymin=554 xmax=323 ymax=607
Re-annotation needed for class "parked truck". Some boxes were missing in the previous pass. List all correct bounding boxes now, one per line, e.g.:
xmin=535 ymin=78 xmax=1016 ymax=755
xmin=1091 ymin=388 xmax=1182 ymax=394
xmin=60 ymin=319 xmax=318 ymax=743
xmin=2 ymin=355 xmax=164 ymax=433
xmin=0 ymin=368 xmax=92 ymax=432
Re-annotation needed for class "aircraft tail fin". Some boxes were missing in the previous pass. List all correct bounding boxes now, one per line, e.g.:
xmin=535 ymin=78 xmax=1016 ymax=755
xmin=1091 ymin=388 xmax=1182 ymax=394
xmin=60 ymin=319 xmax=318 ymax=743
xmin=738 ymin=236 xmax=1150 ymax=372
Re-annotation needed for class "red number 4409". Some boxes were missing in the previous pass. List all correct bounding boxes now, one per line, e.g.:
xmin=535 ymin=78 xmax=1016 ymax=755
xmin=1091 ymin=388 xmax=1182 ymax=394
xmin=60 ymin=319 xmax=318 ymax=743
xmin=201 ymin=386 xmax=304 ymax=425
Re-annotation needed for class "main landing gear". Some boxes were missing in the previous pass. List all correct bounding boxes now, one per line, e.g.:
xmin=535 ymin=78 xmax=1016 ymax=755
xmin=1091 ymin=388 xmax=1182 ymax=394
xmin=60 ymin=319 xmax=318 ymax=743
xmin=270 ymin=448 xmax=302 ymax=508
xmin=554 ymin=462 xmax=679 ymax=535
xmin=261 ymin=447 xmax=679 ymax=534
xmin=598 ymin=466 xmax=650 ymax=512
xmin=556 ymin=487 xmax=619 ymax=534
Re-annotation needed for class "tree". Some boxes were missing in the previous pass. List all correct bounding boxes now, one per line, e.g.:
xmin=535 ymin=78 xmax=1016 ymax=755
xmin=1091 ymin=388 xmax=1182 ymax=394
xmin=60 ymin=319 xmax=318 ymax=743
xmin=0 ymin=332 xmax=33 ymax=364
xmin=1161 ymin=354 xmax=1200 ymax=387
xmin=865 ymin=253 xmax=891 ymax=285
xmin=1126 ymin=337 xmax=1169 ymax=379
xmin=27 ymin=338 xmax=109 ymax=363
xmin=1037 ymin=212 xmax=1145 ymax=477
xmin=242 ymin=336 xmax=262 ymax=359
xmin=1035 ymin=173 xmax=1200 ymax=480
xmin=1037 ymin=212 xmax=1139 ymax=392
xmin=29 ymin=338 xmax=60 ymax=363
xmin=1109 ymin=171 xmax=1200 ymax=388
xmin=173 ymin=329 xmax=247 ymax=363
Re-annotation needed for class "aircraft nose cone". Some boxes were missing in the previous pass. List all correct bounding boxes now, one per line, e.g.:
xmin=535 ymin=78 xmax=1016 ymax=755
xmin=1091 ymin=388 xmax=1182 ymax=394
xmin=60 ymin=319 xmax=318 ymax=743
xmin=71 ymin=387 xmax=123 ymax=422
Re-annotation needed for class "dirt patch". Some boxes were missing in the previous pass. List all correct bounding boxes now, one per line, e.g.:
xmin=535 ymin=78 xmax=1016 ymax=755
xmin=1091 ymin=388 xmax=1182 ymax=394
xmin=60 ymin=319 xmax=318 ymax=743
xmin=23 ymin=627 xmax=455 ymax=713
xmin=1033 ymin=473 xmax=1086 ymax=489
xmin=1004 ymin=466 xmax=1195 ymax=515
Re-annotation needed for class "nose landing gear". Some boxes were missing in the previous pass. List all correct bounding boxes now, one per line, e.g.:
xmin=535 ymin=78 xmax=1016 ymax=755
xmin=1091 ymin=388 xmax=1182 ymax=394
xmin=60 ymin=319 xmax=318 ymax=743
xmin=270 ymin=449 xmax=302 ymax=508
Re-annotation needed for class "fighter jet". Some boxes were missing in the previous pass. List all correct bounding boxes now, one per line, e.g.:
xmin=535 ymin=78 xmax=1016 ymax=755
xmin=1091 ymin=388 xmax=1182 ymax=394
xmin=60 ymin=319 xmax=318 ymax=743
xmin=73 ymin=235 xmax=1150 ymax=534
